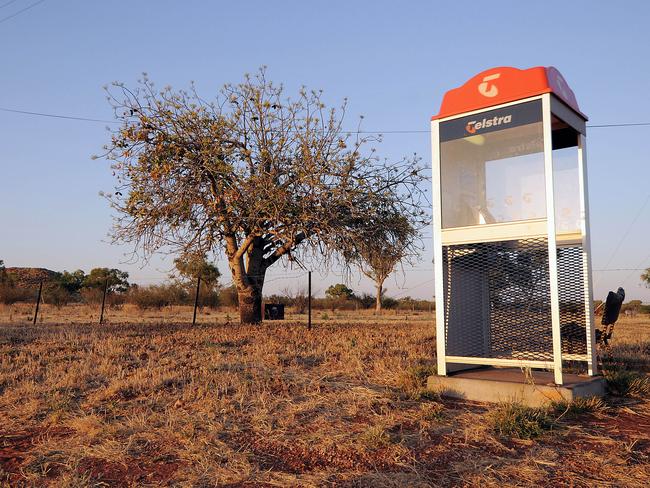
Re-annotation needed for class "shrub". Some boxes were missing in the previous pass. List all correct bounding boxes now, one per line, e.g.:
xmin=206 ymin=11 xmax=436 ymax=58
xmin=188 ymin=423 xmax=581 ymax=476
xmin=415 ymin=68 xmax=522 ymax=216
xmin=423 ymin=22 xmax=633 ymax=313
xmin=310 ymin=297 xmax=358 ymax=311
xmin=488 ymin=402 xmax=554 ymax=439
xmin=269 ymin=288 xmax=309 ymax=313
xmin=43 ymin=285 xmax=74 ymax=308
xmin=395 ymin=297 xmax=434 ymax=311
xmin=603 ymin=368 xmax=650 ymax=398
xmin=290 ymin=291 xmax=309 ymax=314
xmin=0 ymin=285 xmax=35 ymax=304
xmin=199 ymin=288 xmax=220 ymax=308
xmin=550 ymin=397 xmax=606 ymax=418
xmin=382 ymin=296 xmax=398 ymax=309
xmin=219 ymin=285 xmax=239 ymax=307
xmin=80 ymin=287 xmax=127 ymax=307
xmin=128 ymin=284 xmax=189 ymax=309
xmin=357 ymin=293 xmax=375 ymax=309
xmin=80 ymin=288 xmax=104 ymax=304
xmin=360 ymin=425 xmax=390 ymax=449
xmin=420 ymin=401 xmax=445 ymax=421
xmin=397 ymin=363 xmax=437 ymax=399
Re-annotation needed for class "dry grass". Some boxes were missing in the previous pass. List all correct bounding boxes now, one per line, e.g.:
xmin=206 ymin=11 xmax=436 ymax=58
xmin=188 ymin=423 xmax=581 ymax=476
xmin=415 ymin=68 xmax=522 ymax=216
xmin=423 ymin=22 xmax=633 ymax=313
xmin=0 ymin=315 xmax=648 ymax=486
xmin=0 ymin=302 xmax=434 ymax=326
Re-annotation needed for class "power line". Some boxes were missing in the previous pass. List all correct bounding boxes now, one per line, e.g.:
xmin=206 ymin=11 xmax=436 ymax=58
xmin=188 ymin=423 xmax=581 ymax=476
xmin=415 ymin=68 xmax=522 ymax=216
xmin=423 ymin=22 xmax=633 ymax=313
xmin=621 ymin=252 xmax=650 ymax=285
xmin=392 ymin=278 xmax=435 ymax=298
xmin=0 ymin=107 xmax=115 ymax=124
xmin=588 ymin=122 xmax=650 ymax=128
xmin=0 ymin=0 xmax=46 ymax=25
xmin=595 ymin=193 xmax=650 ymax=286
xmin=3 ymin=105 xmax=650 ymax=132
xmin=0 ymin=0 xmax=21 ymax=10
xmin=593 ymin=268 xmax=648 ymax=272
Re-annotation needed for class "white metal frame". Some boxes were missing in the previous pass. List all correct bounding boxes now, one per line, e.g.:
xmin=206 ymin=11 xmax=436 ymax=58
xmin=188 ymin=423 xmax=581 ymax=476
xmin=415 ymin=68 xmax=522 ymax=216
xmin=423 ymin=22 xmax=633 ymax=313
xmin=578 ymin=133 xmax=598 ymax=375
xmin=431 ymin=118 xmax=447 ymax=376
xmin=431 ymin=93 xmax=594 ymax=384
xmin=542 ymin=93 xmax=564 ymax=384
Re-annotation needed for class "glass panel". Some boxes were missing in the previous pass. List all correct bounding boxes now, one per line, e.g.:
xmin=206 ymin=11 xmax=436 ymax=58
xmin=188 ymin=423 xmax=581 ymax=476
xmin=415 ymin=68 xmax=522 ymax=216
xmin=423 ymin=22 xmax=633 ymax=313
xmin=553 ymin=146 xmax=580 ymax=234
xmin=440 ymin=100 xmax=545 ymax=229
xmin=551 ymin=115 xmax=580 ymax=235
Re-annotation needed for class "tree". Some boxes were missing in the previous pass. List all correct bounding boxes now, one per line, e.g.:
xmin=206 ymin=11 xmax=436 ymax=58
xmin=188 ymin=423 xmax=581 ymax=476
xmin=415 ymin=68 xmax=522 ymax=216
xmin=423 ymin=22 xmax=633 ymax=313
xmin=0 ymin=260 xmax=8 ymax=286
xmin=174 ymin=254 xmax=221 ymax=307
xmin=325 ymin=283 xmax=355 ymax=300
xmin=83 ymin=268 xmax=130 ymax=293
xmin=100 ymin=69 xmax=426 ymax=324
xmin=57 ymin=270 xmax=87 ymax=294
xmin=622 ymin=299 xmax=642 ymax=313
xmin=174 ymin=255 xmax=221 ymax=287
xmin=642 ymin=268 xmax=650 ymax=288
xmin=351 ymin=213 xmax=420 ymax=312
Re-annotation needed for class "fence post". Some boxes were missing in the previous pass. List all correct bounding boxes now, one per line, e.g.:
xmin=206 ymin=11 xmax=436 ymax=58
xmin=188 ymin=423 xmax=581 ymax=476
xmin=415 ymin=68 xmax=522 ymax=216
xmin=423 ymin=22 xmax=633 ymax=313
xmin=308 ymin=271 xmax=312 ymax=331
xmin=192 ymin=274 xmax=201 ymax=325
xmin=99 ymin=278 xmax=108 ymax=325
xmin=33 ymin=281 xmax=43 ymax=325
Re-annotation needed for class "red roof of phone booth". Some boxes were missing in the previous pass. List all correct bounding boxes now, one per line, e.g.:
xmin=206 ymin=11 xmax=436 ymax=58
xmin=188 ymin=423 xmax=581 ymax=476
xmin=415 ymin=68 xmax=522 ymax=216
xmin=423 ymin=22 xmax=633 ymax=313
xmin=432 ymin=66 xmax=586 ymax=120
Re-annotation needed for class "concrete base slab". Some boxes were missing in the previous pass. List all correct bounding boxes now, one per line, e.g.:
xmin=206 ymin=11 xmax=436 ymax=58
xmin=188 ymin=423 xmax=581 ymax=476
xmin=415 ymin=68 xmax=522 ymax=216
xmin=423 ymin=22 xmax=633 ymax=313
xmin=427 ymin=368 xmax=606 ymax=407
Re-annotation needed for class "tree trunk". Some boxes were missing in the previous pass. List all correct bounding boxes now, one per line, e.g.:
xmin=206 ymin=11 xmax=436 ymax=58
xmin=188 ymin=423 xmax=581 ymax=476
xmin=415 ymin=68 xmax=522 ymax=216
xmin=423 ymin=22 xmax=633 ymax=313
xmin=238 ymin=285 xmax=263 ymax=324
xmin=375 ymin=282 xmax=383 ymax=313
xmin=226 ymin=235 xmax=274 ymax=324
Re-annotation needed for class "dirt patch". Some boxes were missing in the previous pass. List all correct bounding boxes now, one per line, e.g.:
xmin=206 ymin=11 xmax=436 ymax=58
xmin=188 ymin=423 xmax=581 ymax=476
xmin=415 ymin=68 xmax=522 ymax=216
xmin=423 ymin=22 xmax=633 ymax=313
xmin=0 ymin=427 xmax=72 ymax=482
xmin=233 ymin=433 xmax=410 ymax=473
xmin=589 ymin=410 xmax=650 ymax=439
xmin=77 ymin=454 xmax=183 ymax=486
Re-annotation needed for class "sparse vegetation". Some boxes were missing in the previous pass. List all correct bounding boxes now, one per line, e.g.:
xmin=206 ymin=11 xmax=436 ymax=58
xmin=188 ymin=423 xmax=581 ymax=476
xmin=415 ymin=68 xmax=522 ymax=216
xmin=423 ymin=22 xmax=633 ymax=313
xmin=128 ymin=283 xmax=190 ymax=310
xmin=0 ymin=316 xmax=648 ymax=486
xmin=550 ymin=396 xmax=607 ymax=418
xmin=603 ymin=367 xmax=650 ymax=398
xmin=488 ymin=402 xmax=554 ymax=439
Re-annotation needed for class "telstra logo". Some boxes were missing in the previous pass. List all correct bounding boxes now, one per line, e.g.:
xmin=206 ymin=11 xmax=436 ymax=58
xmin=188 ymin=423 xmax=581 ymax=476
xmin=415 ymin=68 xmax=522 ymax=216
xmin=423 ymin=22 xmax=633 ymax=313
xmin=465 ymin=114 xmax=512 ymax=134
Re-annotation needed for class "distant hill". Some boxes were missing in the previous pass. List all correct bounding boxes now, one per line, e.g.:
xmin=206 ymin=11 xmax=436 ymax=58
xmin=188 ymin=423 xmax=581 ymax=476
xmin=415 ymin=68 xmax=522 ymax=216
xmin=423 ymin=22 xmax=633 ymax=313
xmin=5 ymin=268 xmax=60 ymax=287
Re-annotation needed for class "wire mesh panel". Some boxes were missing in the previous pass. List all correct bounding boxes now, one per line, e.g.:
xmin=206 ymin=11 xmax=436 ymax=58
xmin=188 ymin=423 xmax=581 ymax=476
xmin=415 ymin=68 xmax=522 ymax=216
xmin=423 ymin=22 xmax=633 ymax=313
xmin=558 ymin=246 xmax=587 ymax=356
xmin=442 ymin=238 xmax=554 ymax=361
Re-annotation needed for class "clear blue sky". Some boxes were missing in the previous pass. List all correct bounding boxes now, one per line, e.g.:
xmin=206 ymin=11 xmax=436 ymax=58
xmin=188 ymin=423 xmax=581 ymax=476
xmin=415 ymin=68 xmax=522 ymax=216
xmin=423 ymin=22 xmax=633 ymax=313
xmin=2 ymin=0 xmax=650 ymax=301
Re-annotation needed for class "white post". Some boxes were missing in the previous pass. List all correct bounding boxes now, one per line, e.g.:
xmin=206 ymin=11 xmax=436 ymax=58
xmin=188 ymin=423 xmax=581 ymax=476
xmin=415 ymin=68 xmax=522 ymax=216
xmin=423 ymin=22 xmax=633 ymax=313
xmin=578 ymin=133 xmax=597 ymax=375
xmin=542 ymin=94 xmax=564 ymax=385
xmin=431 ymin=119 xmax=447 ymax=376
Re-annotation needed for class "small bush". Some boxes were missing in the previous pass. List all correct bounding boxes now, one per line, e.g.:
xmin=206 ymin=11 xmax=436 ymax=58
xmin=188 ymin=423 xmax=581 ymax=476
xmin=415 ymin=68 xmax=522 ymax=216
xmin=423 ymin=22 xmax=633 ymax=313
xmin=198 ymin=288 xmax=220 ymax=308
xmin=488 ymin=402 xmax=554 ymax=439
xmin=550 ymin=397 xmax=606 ymax=418
xmin=130 ymin=284 xmax=190 ymax=309
xmin=382 ymin=296 xmax=398 ymax=309
xmin=397 ymin=363 xmax=437 ymax=395
xmin=603 ymin=368 xmax=650 ymax=398
xmin=360 ymin=425 xmax=390 ymax=449
xmin=410 ymin=388 xmax=439 ymax=401
xmin=80 ymin=288 xmax=127 ymax=307
xmin=357 ymin=293 xmax=376 ymax=309
xmin=420 ymin=401 xmax=445 ymax=421
xmin=219 ymin=285 xmax=239 ymax=307
xmin=0 ymin=285 xmax=35 ymax=304
xmin=80 ymin=288 xmax=104 ymax=304
xmin=43 ymin=285 xmax=74 ymax=308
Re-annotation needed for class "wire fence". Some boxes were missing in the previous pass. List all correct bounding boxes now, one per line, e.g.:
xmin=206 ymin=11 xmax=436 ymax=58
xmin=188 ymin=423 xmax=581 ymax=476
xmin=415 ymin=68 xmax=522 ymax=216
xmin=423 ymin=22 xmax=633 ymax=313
xmin=0 ymin=271 xmax=438 ymax=327
xmin=1 ymin=259 xmax=647 ymax=326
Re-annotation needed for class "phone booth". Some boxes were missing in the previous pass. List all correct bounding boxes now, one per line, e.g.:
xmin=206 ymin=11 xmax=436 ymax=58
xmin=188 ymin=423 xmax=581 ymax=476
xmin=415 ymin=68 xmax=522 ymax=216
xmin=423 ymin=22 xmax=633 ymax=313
xmin=431 ymin=66 xmax=596 ymax=385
